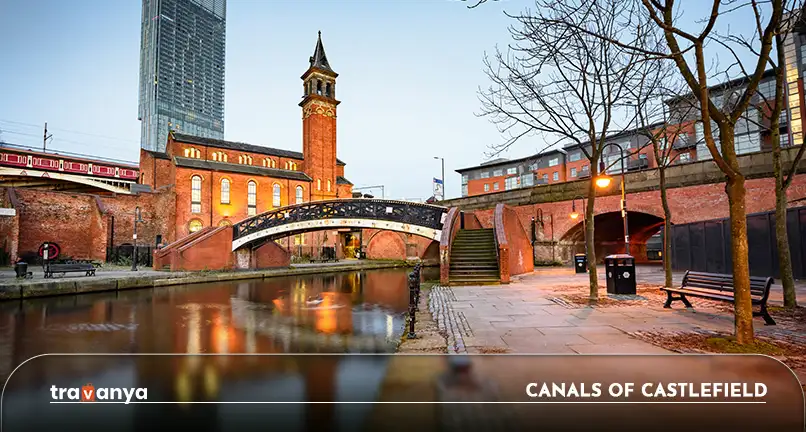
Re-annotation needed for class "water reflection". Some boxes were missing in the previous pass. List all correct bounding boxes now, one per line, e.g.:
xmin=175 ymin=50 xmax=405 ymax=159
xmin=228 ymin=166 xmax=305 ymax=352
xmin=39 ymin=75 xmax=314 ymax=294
xmin=0 ymin=267 xmax=441 ymax=432
xmin=0 ymin=268 xmax=437 ymax=382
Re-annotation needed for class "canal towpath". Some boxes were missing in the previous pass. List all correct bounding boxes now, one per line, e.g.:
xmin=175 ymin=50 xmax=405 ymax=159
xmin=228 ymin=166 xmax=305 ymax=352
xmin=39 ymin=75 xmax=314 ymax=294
xmin=0 ymin=260 xmax=417 ymax=301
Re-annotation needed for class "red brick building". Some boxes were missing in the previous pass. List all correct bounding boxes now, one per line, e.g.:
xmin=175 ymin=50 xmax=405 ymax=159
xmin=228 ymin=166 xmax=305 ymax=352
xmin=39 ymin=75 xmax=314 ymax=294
xmin=0 ymin=33 xmax=438 ymax=266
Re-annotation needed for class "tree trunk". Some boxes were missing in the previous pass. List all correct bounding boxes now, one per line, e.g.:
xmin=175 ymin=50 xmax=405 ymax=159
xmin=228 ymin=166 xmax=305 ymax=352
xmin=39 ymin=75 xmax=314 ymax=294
xmin=725 ymin=174 xmax=755 ymax=344
xmin=771 ymin=119 xmax=798 ymax=308
xmin=659 ymin=166 xmax=673 ymax=288
xmin=774 ymin=172 xmax=797 ymax=308
xmin=586 ymin=177 xmax=598 ymax=299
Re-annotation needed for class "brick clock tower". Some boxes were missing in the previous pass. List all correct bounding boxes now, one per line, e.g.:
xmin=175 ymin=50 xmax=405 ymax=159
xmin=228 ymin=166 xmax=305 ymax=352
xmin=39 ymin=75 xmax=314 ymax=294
xmin=301 ymin=31 xmax=340 ymax=202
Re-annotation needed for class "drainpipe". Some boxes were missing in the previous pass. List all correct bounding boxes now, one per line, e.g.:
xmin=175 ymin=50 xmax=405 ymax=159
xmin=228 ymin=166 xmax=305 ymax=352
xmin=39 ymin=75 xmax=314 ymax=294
xmin=209 ymin=172 xmax=214 ymax=227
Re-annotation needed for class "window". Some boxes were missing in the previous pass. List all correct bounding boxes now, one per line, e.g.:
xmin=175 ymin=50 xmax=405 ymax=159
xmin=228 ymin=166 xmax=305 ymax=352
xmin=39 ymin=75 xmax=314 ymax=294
xmin=552 ymin=172 xmax=559 ymax=181
xmin=294 ymin=234 xmax=304 ymax=245
xmin=569 ymin=152 xmax=582 ymax=162
xmin=183 ymin=147 xmax=200 ymax=158
xmin=528 ymin=163 xmax=538 ymax=171
xmin=296 ymin=186 xmax=304 ymax=204
xmin=461 ymin=184 xmax=468 ymax=196
xmin=520 ymin=173 xmax=534 ymax=187
xmin=247 ymin=181 xmax=257 ymax=216
xmin=286 ymin=160 xmax=297 ymax=170
xmin=506 ymin=167 xmax=517 ymax=175
xmin=493 ymin=169 xmax=503 ymax=177
xmin=484 ymin=184 xmax=490 ymax=192
xmin=571 ymin=167 xmax=577 ymax=178
xmin=542 ymin=174 xmax=548 ymax=183
xmin=480 ymin=171 xmax=490 ymax=179
xmin=678 ymin=153 xmax=691 ymax=163
xmin=317 ymin=179 xmax=321 ymax=190
xmin=273 ymin=184 xmax=281 ymax=207
xmin=188 ymin=219 xmax=203 ymax=233
xmin=238 ymin=154 xmax=253 ymax=165
xmin=190 ymin=175 xmax=202 ymax=213
xmin=505 ymin=177 xmax=519 ymax=190
xmin=263 ymin=158 xmax=276 ymax=168
xmin=461 ymin=174 xmax=468 ymax=185
xmin=548 ymin=157 xmax=559 ymax=167
xmin=327 ymin=180 xmax=331 ymax=192
xmin=493 ymin=182 xmax=499 ymax=191
xmin=220 ymin=179 xmax=230 ymax=204
xmin=218 ymin=219 xmax=232 ymax=227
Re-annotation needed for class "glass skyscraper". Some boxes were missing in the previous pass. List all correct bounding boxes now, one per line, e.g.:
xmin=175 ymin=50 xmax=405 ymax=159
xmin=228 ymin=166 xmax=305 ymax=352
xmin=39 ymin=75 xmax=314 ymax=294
xmin=138 ymin=0 xmax=226 ymax=152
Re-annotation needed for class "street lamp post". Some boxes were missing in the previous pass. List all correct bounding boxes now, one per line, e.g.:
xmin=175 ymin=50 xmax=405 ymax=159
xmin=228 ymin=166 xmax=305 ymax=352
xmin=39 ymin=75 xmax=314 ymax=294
xmin=433 ymin=156 xmax=445 ymax=200
xmin=131 ymin=206 xmax=145 ymax=271
xmin=595 ymin=143 xmax=630 ymax=255
xmin=569 ymin=195 xmax=587 ymax=254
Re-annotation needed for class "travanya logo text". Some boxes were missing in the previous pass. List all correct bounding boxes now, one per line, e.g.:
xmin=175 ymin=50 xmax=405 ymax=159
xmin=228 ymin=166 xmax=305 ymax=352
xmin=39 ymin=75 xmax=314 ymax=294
xmin=50 ymin=384 xmax=148 ymax=404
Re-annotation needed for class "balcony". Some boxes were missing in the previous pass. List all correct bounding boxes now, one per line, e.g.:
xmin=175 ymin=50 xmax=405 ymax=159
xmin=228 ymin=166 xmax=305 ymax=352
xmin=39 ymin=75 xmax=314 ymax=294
xmin=673 ymin=133 xmax=697 ymax=150
xmin=626 ymin=158 xmax=649 ymax=172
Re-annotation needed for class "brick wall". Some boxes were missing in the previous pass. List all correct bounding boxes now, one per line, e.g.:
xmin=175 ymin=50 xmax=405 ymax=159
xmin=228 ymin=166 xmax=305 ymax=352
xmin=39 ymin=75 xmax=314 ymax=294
xmin=253 ymin=241 xmax=291 ymax=268
xmin=302 ymin=101 xmax=338 ymax=202
xmin=171 ymin=226 xmax=234 ymax=271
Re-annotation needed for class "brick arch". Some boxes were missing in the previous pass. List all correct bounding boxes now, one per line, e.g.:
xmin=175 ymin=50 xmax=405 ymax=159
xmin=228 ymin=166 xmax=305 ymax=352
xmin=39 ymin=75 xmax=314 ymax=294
xmin=365 ymin=230 xmax=407 ymax=260
xmin=552 ymin=195 xmax=665 ymax=243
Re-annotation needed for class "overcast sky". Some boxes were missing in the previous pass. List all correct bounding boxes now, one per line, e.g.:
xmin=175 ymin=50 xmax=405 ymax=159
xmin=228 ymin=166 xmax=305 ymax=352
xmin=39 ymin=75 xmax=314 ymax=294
xmin=0 ymin=0 xmax=760 ymax=200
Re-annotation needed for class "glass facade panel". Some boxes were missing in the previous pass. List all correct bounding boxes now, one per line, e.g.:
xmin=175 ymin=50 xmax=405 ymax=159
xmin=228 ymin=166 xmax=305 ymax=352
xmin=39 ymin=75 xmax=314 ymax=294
xmin=139 ymin=0 xmax=227 ymax=152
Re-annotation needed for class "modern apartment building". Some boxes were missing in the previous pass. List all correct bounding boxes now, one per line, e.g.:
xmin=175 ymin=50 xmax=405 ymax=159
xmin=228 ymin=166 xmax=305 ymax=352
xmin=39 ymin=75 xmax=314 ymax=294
xmin=138 ymin=0 xmax=226 ymax=152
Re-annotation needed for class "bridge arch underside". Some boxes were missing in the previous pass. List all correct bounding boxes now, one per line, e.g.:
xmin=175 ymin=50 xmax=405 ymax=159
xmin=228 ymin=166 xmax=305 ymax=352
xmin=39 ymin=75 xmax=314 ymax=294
xmin=232 ymin=219 xmax=441 ymax=262
xmin=560 ymin=211 xmax=664 ymax=263
xmin=0 ymin=169 xmax=134 ymax=195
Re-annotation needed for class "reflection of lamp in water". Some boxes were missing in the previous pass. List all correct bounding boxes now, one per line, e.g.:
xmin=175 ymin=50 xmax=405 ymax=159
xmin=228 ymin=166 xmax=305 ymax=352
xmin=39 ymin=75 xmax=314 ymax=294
xmin=386 ymin=314 xmax=394 ymax=339
xmin=204 ymin=364 xmax=219 ymax=398
xmin=186 ymin=305 xmax=201 ymax=372
xmin=246 ymin=310 xmax=257 ymax=354
xmin=315 ymin=294 xmax=337 ymax=334
xmin=175 ymin=371 xmax=192 ymax=405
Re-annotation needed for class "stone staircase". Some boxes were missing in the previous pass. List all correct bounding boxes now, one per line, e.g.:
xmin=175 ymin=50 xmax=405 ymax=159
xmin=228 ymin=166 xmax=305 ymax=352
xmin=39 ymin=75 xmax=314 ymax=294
xmin=449 ymin=229 xmax=500 ymax=285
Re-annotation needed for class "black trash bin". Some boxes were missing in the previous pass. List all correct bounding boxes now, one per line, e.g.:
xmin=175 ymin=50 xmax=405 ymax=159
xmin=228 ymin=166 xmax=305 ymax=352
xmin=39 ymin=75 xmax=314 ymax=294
xmin=574 ymin=254 xmax=587 ymax=274
xmin=604 ymin=254 xmax=636 ymax=295
xmin=14 ymin=261 xmax=28 ymax=278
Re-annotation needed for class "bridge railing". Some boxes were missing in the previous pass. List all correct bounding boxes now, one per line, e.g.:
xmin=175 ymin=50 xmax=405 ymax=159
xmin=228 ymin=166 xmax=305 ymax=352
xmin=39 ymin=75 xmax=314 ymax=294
xmin=232 ymin=198 xmax=448 ymax=244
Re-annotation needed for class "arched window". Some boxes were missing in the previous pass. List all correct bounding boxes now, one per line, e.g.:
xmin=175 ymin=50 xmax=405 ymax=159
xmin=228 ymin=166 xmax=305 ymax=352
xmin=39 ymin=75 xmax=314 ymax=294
xmin=325 ymin=83 xmax=331 ymax=98
xmin=188 ymin=219 xmax=203 ymax=233
xmin=316 ymin=80 xmax=322 ymax=95
xmin=273 ymin=184 xmax=281 ymax=207
xmin=285 ymin=160 xmax=297 ymax=170
xmin=218 ymin=219 xmax=232 ymax=227
xmin=184 ymin=147 xmax=200 ymax=158
xmin=211 ymin=151 xmax=227 ymax=162
xmin=220 ymin=178 xmax=230 ymax=204
xmin=295 ymin=186 xmax=304 ymax=204
xmin=327 ymin=180 xmax=331 ymax=192
xmin=317 ymin=179 xmax=321 ymax=191
xmin=191 ymin=175 xmax=202 ymax=213
xmin=247 ymin=181 xmax=257 ymax=216
xmin=239 ymin=154 xmax=253 ymax=165
xmin=263 ymin=158 xmax=276 ymax=168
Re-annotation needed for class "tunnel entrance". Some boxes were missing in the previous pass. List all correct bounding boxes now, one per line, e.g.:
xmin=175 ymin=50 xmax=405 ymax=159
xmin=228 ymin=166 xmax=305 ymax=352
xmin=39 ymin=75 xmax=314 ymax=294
xmin=561 ymin=211 xmax=664 ymax=264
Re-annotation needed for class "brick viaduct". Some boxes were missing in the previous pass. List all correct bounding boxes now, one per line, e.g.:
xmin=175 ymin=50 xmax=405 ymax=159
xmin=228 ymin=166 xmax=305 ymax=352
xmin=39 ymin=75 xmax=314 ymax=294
xmin=443 ymin=147 xmax=806 ymax=264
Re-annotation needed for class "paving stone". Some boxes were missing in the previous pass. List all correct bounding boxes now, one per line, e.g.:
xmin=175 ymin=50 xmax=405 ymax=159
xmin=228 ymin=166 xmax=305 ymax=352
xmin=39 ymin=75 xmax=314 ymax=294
xmin=502 ymin=334 xmax=593 ymax=347
xmin=491 ymin=316 xmax=573 ymax=329
xmin=537 ymin=325 xmax=624 ymax=336
xmin=568 ymin=342 xmax=673 ymax=354
xmin=578 ymin=332 xmax=641 ymax=345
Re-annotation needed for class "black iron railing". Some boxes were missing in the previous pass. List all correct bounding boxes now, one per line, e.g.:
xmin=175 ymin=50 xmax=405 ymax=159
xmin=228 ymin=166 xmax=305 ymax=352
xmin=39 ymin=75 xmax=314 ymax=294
xmin=233 ymin=199 xmax=448 ymax=245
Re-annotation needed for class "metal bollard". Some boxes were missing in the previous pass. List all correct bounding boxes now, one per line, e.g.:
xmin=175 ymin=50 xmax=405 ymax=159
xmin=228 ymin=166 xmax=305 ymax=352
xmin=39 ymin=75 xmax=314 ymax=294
xmin=408 ymin=271 xmax=417 ymax=338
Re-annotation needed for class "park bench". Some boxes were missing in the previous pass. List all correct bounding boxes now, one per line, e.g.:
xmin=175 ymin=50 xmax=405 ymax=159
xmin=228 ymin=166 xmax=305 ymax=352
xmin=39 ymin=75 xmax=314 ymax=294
xmin=44 ymin=263 xmax=96 ymax=278
xmin=661 ymin=270 xmax=776 ymax=325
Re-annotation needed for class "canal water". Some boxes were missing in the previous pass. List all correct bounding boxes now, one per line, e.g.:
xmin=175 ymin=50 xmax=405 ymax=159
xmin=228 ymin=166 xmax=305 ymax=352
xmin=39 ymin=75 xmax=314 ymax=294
xmin=0 ymin=266 xmax=439 ymax=431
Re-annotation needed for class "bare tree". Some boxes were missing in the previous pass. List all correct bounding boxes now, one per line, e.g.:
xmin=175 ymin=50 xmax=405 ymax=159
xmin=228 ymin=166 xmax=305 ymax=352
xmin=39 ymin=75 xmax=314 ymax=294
xmin=751 ymin=6 xmax=806 ymax=308
xmin=477 ymin=0 xmax=650 ymax=299
xmin=629 ymin=56 xmax=693 ymax=289
xmin=474 ymin=0 xmax=787 ymax=343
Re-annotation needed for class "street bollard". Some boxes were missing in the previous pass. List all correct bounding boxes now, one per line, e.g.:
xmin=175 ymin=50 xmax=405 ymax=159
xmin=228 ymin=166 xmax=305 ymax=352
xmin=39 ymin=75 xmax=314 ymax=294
xmin=408 ymin=271 xmax=417 ymax=338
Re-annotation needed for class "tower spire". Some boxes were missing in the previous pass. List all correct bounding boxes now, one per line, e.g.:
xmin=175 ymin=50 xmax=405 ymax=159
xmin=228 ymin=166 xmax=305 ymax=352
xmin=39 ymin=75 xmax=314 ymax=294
xmin=309 ymin=31 xmax=333 ymax=72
